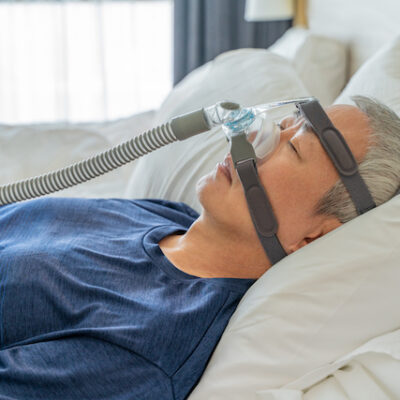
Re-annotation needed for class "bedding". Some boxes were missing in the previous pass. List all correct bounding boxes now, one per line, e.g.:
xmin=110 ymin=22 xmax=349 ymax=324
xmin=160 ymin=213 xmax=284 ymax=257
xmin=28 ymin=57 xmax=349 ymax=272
xmin=256 ymin=328 xmax=400 ymax=399
xmin=334 ymin=36 xmax=400 ymax=115
xmin=269 ymin=27 xmax=347 ymax=106
xmin=307 ymin=0 xmax=400 ymax=77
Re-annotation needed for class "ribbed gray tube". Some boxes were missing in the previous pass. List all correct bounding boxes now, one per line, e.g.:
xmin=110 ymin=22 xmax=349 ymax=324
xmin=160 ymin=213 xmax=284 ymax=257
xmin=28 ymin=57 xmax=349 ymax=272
xmin=0 ymin=122 xmax=177 ymax=206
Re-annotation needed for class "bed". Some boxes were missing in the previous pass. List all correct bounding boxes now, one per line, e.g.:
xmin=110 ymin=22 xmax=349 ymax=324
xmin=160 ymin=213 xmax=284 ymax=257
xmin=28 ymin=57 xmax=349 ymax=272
xmin=1 ymin=0 xmax=400 ymax=399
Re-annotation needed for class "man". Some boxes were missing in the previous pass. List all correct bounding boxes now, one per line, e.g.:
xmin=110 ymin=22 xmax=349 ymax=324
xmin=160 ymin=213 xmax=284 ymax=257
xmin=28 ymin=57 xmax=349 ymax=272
xmin=0 ymin=96 xmax=399 ymax=399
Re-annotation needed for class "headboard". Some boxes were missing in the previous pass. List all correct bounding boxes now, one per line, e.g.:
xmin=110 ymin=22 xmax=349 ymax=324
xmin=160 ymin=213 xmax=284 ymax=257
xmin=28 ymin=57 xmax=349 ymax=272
xmin=300 ymin=0 xmax=400 ymax=77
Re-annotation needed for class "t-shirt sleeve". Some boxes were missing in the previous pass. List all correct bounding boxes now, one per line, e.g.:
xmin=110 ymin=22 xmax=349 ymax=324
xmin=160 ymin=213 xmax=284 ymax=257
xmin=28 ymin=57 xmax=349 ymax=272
xmin=0 ymin=337 xmax=174 ymax=400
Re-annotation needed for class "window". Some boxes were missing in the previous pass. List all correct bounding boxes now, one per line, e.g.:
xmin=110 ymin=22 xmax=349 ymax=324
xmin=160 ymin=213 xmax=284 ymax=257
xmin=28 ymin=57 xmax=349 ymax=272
xmin=0 ymin=0 xmax=173 ymax=124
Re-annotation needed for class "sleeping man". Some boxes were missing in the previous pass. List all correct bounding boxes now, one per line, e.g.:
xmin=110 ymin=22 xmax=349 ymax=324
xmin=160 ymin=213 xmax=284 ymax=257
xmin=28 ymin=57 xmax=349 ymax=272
xmin=0 ymin=96 xmax=399 ymax=399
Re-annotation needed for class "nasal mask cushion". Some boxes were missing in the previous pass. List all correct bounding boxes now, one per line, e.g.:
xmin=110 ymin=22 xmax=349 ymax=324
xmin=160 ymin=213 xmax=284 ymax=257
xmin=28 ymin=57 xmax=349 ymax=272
xmin=221 ymin=107 xmax=281 ymax=164
xmin=245 ymin=118 xmax=281 ymax=163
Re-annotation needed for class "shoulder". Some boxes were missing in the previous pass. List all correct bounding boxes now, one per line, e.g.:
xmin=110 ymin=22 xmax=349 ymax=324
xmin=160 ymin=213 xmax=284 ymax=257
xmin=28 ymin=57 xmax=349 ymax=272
xmin=0 ymin=197 xmax=199 ymax=230
xmin=133 ymin=198 xmax=199 ymax=219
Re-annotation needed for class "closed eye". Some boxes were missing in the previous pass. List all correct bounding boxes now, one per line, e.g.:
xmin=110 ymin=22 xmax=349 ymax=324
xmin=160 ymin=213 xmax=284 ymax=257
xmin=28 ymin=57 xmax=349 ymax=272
xmin=287 ymin=140 xmax=301 ymax=160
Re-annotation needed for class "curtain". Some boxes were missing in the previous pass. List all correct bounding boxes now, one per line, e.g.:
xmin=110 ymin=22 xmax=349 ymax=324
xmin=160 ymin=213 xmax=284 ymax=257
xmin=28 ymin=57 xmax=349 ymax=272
xmin=173 ymin=0 xmax=292 ymax=85
xmin=0 ymin=0 xmax=173 ymax=124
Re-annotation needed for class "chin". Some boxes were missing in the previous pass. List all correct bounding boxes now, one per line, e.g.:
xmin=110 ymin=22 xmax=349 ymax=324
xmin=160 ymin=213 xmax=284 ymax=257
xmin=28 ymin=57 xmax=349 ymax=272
xmin=195 ymin=171 xmax=219 ymax=212
xmin=195 ymin=174 xmax=210 ymax=206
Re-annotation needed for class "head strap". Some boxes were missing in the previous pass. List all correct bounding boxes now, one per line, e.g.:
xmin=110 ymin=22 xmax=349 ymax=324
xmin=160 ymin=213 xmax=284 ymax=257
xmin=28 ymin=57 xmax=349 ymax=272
xmin=297 ymin=100 xmax=376 ymax=215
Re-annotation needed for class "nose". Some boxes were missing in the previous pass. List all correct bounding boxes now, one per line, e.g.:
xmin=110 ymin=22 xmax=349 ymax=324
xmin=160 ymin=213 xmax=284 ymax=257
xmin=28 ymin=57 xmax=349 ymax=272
xmin=278 ymin=124 xmax=295 ymax=146
xmin=278 ymin=115 xmax=297 ymax=130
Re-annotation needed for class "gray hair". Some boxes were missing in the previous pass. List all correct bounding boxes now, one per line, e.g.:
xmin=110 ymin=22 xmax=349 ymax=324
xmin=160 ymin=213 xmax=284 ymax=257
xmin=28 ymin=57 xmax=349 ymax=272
xmin=313 ymin=95 xmax=400 ymax=224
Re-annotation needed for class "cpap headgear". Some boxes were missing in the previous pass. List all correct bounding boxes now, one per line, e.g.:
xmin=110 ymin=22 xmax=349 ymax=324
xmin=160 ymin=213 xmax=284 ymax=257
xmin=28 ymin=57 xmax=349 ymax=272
xmin=211 ymin=98 xmax=376 ymax=265
xmin=0 ymin=97 xmax=378 ymax=266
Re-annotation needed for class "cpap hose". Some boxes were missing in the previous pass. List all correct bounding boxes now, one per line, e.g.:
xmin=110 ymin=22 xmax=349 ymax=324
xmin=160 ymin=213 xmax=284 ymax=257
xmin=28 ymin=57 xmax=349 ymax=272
xmin=0 ymin=102 xmax=242 ymax=206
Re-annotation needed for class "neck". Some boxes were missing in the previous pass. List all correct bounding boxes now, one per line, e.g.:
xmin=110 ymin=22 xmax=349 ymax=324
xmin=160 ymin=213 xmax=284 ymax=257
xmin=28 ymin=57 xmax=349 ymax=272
xmin=158 ymin=212 xmax=271 ymax=279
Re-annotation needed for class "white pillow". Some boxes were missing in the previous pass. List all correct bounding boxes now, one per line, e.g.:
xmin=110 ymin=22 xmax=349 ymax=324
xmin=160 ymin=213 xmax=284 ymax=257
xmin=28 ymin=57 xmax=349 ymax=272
xmin=188 ymin=194 xmax=400 ymax=399
xmin=124 ymin=49 xmax=310 ymax=212
xmin=256 ymin=328 xmax=400 ymax=399
xmin=334 ymin=36 xmax=400 ymax=115
xmin=269 ymin=27 xmax=347 ymax=107
xmin=155 ymin=48 xmax=309 ymax=123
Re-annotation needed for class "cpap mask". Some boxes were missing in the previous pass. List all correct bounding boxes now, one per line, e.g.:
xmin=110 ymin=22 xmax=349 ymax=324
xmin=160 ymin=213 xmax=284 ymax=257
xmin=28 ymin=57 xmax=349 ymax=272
xmin=206 ymin=100 xmax=283 ymax=164
xmin=0 ymin=97 xmax=378 ymax=265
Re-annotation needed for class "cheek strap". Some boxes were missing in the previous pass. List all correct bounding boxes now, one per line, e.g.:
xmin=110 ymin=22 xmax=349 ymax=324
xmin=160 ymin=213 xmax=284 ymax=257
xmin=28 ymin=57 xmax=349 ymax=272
xmin=235 ymin=158 xmax=287 ymax=265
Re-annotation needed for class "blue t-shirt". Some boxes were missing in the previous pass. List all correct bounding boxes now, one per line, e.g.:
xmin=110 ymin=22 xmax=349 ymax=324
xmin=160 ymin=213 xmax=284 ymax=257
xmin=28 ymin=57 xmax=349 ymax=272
xmin=0 ymin=197 xmax=255 ymax=400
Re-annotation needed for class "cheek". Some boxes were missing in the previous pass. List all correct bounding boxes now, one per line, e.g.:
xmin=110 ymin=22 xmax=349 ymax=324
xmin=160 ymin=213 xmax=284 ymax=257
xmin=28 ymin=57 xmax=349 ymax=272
xmin=197 ymin=170 xmax=261 ymax=241
xmin=196 ymin=169 xmax=224 ymax=206
xmin=260 ymin=157 xmax=303 ymax=207
xmin=258 ymin=157 xmax=309 ymax=239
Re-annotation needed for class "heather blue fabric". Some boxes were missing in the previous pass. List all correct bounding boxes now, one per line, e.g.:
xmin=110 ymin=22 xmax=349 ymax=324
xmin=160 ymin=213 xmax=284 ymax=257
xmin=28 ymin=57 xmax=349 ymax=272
xmin=0 ymin=197 xmax=255 ymax=400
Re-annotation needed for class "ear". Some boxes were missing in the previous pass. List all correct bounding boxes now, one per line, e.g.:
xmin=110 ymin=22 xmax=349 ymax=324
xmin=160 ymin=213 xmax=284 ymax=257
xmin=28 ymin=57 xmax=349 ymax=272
xmin=288 ymin=216 xmax=342 ymax=253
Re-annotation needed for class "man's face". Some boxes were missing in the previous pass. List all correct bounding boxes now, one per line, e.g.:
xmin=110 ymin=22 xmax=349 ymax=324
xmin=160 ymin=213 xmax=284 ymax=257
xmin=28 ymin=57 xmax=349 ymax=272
xmin=196 ymin=104 xmax=372 ymax=256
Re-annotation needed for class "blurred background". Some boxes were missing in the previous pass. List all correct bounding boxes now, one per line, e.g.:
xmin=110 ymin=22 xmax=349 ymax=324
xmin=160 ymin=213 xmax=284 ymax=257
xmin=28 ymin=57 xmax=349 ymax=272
xmin=0 ymin=0 xmax=291 ymax=124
